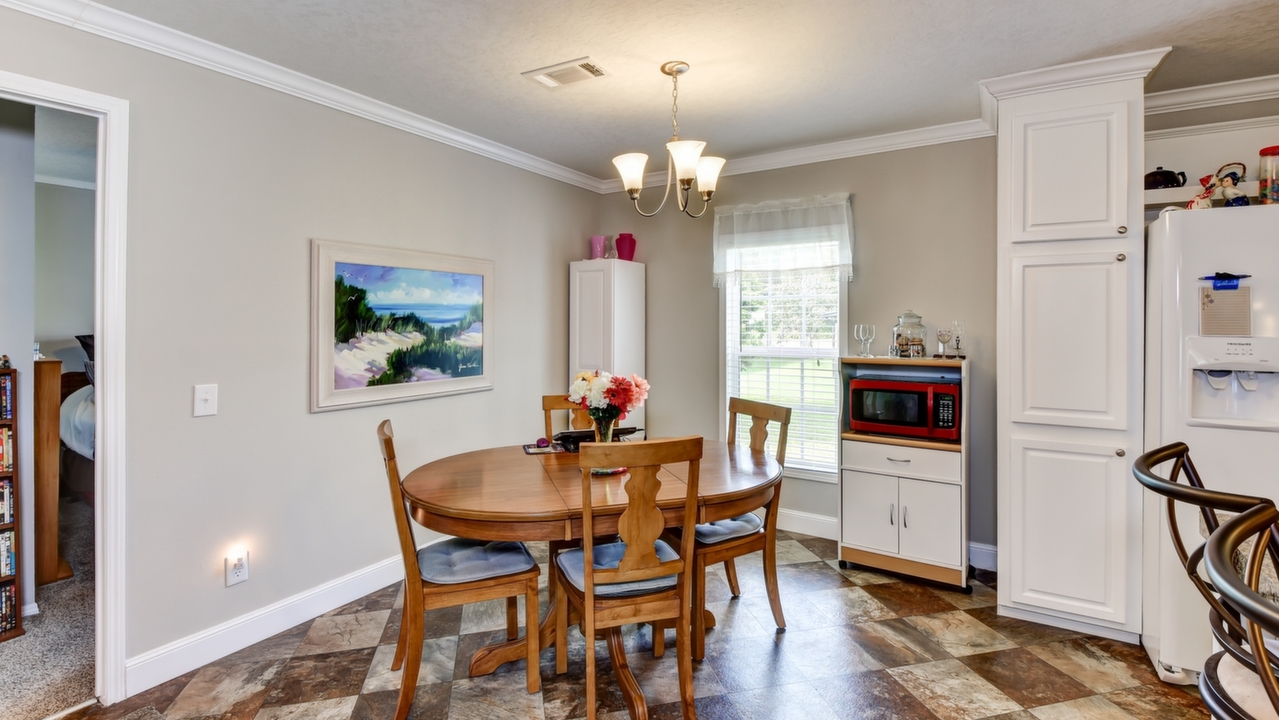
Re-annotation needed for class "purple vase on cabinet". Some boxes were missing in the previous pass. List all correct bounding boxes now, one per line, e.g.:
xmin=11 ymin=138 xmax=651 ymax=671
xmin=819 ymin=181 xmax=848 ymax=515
xmin=615 ymin=233 xmax=637 ymax=261
xmin=589 ymin=235 xmax=606 ymax=259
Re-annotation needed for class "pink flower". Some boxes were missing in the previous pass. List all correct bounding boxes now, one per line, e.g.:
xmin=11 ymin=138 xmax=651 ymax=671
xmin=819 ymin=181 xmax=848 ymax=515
xmin=630 ymin=375 xmax=649 ymax=407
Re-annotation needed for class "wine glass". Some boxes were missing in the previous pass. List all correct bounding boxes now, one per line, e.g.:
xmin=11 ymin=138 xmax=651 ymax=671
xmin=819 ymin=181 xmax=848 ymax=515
xmin=936 ymin=327 xmax=953 ymax=358
xmin=852 ymin=324 xmax=867 ymax=356
xmin=861 ymin=324 xmax=876 ymax=357
xmin=951 ymin=320 xmax=966 ymax=357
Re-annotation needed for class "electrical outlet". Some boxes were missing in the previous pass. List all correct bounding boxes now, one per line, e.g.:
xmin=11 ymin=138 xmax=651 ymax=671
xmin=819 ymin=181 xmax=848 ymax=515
xmin=225 ymin=550 xmax=249 ymax=586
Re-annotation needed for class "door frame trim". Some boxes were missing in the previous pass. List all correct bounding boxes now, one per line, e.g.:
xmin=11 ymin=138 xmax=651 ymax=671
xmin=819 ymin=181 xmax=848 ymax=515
xmin=0 ymin=68 xmax=129 ymax=705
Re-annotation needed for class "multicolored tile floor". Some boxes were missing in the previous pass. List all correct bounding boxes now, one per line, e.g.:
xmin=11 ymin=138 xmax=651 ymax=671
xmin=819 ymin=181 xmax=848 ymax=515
xmin=66 ymin=532 xmax=1208 ymax=720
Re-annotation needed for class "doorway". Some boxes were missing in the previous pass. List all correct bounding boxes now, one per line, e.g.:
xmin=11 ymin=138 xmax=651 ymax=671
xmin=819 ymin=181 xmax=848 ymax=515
xmin=0 ymin=68 xmax=129 ymax=710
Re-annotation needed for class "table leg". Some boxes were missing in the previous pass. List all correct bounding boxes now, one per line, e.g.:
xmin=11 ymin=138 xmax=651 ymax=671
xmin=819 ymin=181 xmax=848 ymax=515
xmin=469 ymin=540 xmax=574 ymax=678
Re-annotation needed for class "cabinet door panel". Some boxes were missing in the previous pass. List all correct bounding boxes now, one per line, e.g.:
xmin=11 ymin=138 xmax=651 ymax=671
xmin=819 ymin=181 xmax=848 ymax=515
xmin=1008 ymin=437 xmax=1129 ymax=622
xmin=1011 ymin=250 xmax=1129 ymax=429
xmin=841 ymin=470 xmax=898 ymax=554
xmin=1012 ymin=102 xmax=1128 ymax=242
xmin=898 ymin=478 xmax=962 ymax=567
xmin=569 ymin=265 xmax=609 ymax=373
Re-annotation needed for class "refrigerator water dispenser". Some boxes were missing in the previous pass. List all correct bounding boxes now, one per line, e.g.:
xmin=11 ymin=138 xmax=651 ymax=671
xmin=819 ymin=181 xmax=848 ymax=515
xmin=1186 ymin=336 xmax=1279 ymax=429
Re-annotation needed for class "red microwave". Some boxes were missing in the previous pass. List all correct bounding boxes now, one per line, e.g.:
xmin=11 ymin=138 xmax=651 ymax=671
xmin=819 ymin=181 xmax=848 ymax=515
xmin=848 ymin=376 xmax=960 ymax=441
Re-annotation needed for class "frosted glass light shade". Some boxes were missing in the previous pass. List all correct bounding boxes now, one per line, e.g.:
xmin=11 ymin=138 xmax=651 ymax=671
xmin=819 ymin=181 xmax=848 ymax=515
xmin=696 ymin=156 xmax=726 ymax=193
xmin=612 ymin=153 xmax=649 ymax=191
xmin=666 ymin=140 xmax=706 ymax=181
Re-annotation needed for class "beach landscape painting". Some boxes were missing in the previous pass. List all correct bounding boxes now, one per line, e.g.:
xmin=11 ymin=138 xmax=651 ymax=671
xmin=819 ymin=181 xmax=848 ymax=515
xmin=312 ymin=239 xmax=493 ymax=411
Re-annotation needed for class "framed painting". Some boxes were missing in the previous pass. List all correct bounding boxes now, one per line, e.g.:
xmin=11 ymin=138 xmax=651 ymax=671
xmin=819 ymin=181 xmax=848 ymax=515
xmin=311 ymin=238 xmax=493 ymax=412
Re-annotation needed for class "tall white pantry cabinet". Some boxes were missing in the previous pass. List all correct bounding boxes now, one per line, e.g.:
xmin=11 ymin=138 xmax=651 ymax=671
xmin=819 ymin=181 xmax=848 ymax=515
xmin=568 ymin=259 xmax=646 ymax=431
xmin=985 ymin=48 xmax=1168 ymax=640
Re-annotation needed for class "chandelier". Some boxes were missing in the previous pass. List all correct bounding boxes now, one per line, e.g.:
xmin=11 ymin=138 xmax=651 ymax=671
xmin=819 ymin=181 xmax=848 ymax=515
xmin=612 ymin=61 xmax=725 ymax=219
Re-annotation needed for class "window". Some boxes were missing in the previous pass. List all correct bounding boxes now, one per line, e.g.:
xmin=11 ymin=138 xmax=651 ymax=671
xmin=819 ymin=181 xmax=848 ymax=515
xmin=715 ymin=195 xmax=852 ymax=476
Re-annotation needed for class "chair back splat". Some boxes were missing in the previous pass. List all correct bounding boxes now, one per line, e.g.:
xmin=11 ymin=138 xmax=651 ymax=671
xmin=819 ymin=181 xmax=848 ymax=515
xmin=542 ymin=394 xmax=592 ymax=440
xmin=727 ymin=397 xmax=791 ymax=465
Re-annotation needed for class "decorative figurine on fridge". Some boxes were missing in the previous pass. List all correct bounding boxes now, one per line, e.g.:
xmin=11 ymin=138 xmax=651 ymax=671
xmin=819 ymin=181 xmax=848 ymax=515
xmin=1217 ymin=162 xmax=1250 ymax=207
xmin=1187 ymin=174 xmax=1219 ymax=210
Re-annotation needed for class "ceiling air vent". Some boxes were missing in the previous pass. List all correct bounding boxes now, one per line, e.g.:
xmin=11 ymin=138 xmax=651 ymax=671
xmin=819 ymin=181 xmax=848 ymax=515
xmin=522 ymin=57 xmax=608 ymax=89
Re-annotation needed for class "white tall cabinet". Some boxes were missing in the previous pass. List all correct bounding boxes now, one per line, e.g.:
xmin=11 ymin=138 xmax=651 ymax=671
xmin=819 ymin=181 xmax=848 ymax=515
xmin=984 ymin=48 xmax=1168 ymax=640
xmin=568 ymin=259 xmax=646 ymax=431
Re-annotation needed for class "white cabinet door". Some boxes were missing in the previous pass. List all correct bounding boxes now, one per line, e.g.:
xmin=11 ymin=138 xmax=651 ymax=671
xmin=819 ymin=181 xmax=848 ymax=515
xmin=1010 ymin=246 xmax=1133 ymax=430
xmin=1007 ymin=436 xmax=1131 ymax=623
xmin=898 ymin=478 xmax=962 ymax=567
xmin=569 ymin=263 xmax=610 ymax=375
xmin=1011 ymin=101 xmax=1130 ymax=242
xmin=841 ymin=470 xmax=898 ymax=554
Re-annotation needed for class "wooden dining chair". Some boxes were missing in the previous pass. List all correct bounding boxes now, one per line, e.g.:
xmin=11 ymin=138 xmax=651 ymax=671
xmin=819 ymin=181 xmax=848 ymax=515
xmin=555 ymin=436 xmax=703 ymax=720
xmin=377 ymin=420 xmax=541 ymax=720
xmin=653 ymin=397 xmax=790 ymax=660
xmin=542 ymin=394 xmax=592 ymax=441
xmin=1203 ymin=503 xmax=1279 ymax=720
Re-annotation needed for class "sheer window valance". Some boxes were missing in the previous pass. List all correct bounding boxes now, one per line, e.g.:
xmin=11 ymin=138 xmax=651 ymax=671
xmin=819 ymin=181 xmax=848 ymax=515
xmin=712 ymin=193 xmax=853 ymax=287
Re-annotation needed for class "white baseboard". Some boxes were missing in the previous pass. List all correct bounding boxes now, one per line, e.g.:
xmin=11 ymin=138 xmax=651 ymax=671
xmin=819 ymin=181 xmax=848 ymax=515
xmin=123 ymin=551 xmax=416 ymax=697
xmin=776 ymin=509 xmax=838 ymax=540
xmin=22 ymin=602 xmax=39 ymax=616
xmin=968 ymin=542 xmax=997 ymax=572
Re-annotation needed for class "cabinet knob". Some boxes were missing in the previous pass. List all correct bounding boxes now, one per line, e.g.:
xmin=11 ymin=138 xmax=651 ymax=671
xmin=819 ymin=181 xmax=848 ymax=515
xmin=1116 ymin=253 xmax=1126 ymax=262
xmin=1118 ymin=226 xmax=1128 ymax=234
xmin=1116 ymin=449 xmax=1126 ymax=457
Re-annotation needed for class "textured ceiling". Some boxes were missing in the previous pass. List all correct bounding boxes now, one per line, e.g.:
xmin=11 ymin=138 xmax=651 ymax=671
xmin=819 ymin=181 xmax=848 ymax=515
xmin=90 ymin=0 xmax=1279 ymax=179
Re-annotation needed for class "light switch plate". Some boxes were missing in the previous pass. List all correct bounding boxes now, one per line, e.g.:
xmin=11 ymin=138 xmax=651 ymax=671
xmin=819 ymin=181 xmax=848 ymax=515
xmin=194 ymin=384 xmax=218 ymax=417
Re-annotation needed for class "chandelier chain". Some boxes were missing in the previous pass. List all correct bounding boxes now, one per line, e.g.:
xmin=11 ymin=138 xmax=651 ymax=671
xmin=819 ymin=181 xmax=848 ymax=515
xmin=670 ymin=74 xmax=680 ymax=139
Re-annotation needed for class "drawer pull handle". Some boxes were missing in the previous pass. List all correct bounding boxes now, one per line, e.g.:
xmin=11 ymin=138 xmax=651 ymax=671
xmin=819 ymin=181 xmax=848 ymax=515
xmin=887 ymin=457 xmax=911 ymax=463
xmin=903 ymin=506 xmax=909 ymax=529
xmin=890 ymin=503 xmax=895 ymax=525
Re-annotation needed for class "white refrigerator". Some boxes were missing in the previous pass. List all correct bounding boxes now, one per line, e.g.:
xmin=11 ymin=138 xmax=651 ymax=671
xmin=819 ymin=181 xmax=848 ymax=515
xmin=1144 ymin=204 xmax=1279 ymax=682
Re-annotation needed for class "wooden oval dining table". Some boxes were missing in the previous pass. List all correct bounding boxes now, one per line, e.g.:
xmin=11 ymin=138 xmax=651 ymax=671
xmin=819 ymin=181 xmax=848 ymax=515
xmin=400 ymin=439 xmax=782 ymax=713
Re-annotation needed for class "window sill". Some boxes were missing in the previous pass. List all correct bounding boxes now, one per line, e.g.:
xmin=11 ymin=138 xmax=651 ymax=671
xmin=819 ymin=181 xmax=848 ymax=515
xmin=782 ymin=467 xmax=837 ymax=485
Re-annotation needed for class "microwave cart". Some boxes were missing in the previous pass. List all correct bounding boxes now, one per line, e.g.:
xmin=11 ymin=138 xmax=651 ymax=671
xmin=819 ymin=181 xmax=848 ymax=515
xmin=838 ymin=357 xmax=970 ymax=591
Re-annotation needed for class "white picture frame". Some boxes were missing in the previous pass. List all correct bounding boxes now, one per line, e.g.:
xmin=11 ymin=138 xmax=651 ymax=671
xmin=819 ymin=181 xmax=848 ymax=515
xmin=311 ymin=238 xmax=494 ymax=412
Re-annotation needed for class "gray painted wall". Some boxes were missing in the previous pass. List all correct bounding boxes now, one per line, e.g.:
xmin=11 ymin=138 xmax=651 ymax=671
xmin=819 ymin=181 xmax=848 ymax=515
xmin=597 ymin=139 xmax=998 ymax=545
xmin=0 ymin=7 xmax=599 ymax=657
xmin=35 ymin=183 xmax=95 ymax=371
xmin=0 ymin=98 xmax=36 ymax=606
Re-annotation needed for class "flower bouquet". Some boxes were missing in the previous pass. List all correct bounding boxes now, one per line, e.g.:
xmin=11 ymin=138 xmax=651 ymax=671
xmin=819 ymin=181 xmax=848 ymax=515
xmin=568 ymin=370 xmax=648 ymax=472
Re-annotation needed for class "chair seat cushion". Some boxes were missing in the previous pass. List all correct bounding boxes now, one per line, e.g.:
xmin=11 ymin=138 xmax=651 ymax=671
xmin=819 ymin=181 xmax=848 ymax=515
xmin=557 ymin=540 xmax=679 ymax=598
xmin=417 ymin=538 xmax=536 ymax=585
xmin=695 ymin=512 xmax=764 ymax=544
xmin=1214 ymin=652 xmax=1279 ymax=720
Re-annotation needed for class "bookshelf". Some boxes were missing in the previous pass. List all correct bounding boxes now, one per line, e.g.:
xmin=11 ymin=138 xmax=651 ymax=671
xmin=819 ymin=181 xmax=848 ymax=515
xmin=0 ymin=368 xmax=24 ymax=641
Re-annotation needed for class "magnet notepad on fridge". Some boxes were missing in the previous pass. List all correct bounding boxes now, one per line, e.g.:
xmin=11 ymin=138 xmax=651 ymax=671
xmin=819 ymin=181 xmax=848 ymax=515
xmin=1200 ymin=286 xmax=1251 ymax=336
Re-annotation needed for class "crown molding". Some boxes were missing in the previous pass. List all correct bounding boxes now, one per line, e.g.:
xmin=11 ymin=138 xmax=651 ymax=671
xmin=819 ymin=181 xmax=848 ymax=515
xmin=601 ymin=118 xmax=995 ymax=193
xmin=1145 ymin=113 xmax=1279 ymax=142
xmin=981 ymin=47 xmax=1171 ymax=100
xmin=1145 ymin=73 xmax=1279 ymax=115
xmin=0 ymin=0 xmax=606 ymax=192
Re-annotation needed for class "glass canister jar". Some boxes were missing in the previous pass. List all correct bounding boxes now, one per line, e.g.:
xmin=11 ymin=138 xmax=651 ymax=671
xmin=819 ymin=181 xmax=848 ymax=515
xmin=1261 ymin=145 xmax=1279 ymax=205
xmin=891 ymin=310 xmax=927 ymax=358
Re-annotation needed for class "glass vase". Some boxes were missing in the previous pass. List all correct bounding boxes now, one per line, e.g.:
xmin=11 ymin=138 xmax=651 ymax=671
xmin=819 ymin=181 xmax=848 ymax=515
xmin=593 ymin=416 xmax=615 ymax=443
